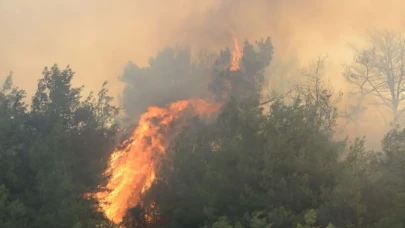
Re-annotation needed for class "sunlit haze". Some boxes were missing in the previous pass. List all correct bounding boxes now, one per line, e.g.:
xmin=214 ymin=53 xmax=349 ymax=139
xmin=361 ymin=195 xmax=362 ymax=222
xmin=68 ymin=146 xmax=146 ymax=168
xmin=1 ymin=0 xmax=405 ymax=149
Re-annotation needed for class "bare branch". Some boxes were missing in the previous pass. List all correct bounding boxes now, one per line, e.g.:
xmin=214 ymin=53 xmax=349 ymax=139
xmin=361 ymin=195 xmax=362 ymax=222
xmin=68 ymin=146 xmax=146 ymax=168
xmin=260 ymin=90 xmax=293 ymax=105
xmin=344 ymin=29 xmax=405 ymax=125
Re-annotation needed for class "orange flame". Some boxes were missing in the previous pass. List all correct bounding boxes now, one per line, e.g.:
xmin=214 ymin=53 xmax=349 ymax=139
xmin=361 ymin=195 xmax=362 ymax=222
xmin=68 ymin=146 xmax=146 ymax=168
xmin=91 ymin=33 xmax=243 ymax=225
xmin=229 ymin=36 xmax=243 ymax=71
xmin=93 ymin=99 xmax=221 ymax=223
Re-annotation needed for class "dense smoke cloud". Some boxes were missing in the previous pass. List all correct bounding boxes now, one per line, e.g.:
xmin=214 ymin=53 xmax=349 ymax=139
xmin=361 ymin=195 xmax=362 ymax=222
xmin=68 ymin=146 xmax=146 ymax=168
xmin=1 ymin=0 xmax=404 ymax=94
xmin=1 ymin=0 xmax=405 ymax=148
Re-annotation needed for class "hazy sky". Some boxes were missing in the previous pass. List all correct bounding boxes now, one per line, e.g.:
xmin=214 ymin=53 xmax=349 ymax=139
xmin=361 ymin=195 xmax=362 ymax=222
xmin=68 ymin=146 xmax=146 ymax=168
xmin=1 ymin=0 xmax=405 ymax=149
xmin=1 ymin=0 xmax=404 ymax=96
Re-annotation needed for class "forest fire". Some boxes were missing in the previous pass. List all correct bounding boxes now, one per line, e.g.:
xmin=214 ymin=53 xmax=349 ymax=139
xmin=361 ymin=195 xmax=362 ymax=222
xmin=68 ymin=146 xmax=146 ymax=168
xmin=92 ymin=35 xmax=243 ymax=224
xmin=230 ymin=36 xmax=243 ymax=71
xmin=93 ymin=99 xmax=222 ymax=223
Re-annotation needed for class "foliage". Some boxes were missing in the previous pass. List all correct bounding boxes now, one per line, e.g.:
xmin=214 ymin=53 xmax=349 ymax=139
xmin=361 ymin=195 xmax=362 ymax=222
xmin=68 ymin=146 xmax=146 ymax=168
xmin=4 ymin=35 xmax=405 ymax=228
xmin=209 ymin=37 xmax=273 ymax=106
xmin=0 ymin=65 xmax=119 ymax=227
xmin=121 ymin=37 xmax=405 ymax=228
xmin=120 ymin=47 xmax=214 ymax=118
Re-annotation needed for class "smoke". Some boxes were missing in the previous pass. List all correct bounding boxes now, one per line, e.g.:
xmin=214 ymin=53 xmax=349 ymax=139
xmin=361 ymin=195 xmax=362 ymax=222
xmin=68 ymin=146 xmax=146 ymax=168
xmin=1 ymin=0 xmax=405 ymax=149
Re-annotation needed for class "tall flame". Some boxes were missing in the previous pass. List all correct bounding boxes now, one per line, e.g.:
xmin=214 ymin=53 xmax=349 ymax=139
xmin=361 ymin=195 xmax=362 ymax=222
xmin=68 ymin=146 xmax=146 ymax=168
xmin=229 ymin=36 xmax=243 ymax=71
xmin=94 ymin=99 xmax=221 ymax=223
xmin=91 ymin=33 xmax=243 ymax=224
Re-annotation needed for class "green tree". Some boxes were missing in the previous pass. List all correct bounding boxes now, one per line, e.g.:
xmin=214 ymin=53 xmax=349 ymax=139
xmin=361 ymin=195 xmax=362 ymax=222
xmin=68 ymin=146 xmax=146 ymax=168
xmin=120 ymin=47 xmax=213 ymax=118
xmin=22 ymin=65 xmax=118 ymax=227
xmin=0 ymin=73 xmax=29 ymax=227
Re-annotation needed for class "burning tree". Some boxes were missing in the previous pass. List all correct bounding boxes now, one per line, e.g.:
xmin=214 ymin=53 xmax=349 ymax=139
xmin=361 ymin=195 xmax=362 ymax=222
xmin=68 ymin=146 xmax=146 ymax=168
xmin=343 ymin=30 xmax=405 ymax=126
xmin=90 ymin=33 xmax=258 ymax=225
xmin=209 ymin=37 xmax=273 ymax=106
xmin=115 ymin=36 xmax=274 ymax=227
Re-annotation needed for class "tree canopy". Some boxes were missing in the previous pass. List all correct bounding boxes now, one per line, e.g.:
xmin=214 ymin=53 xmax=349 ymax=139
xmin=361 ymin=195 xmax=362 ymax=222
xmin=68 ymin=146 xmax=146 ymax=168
xmin=0 ymin=65 xmax=118 ymax=227
xmin=119 ymin=37 xmax=405 ymax=228
xmin=2 ymin=35 xmax=405 ymax=228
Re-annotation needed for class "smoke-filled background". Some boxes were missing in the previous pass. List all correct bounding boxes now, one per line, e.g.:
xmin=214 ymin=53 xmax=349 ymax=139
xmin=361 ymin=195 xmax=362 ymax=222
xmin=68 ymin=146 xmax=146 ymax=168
xmin=1 ymin=0 xmax=405 ymax=149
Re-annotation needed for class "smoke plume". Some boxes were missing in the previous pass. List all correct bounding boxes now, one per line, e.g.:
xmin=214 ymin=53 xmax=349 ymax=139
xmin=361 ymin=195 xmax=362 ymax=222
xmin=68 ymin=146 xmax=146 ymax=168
xmin=1 ymin=0 xmax=405 ymax=148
